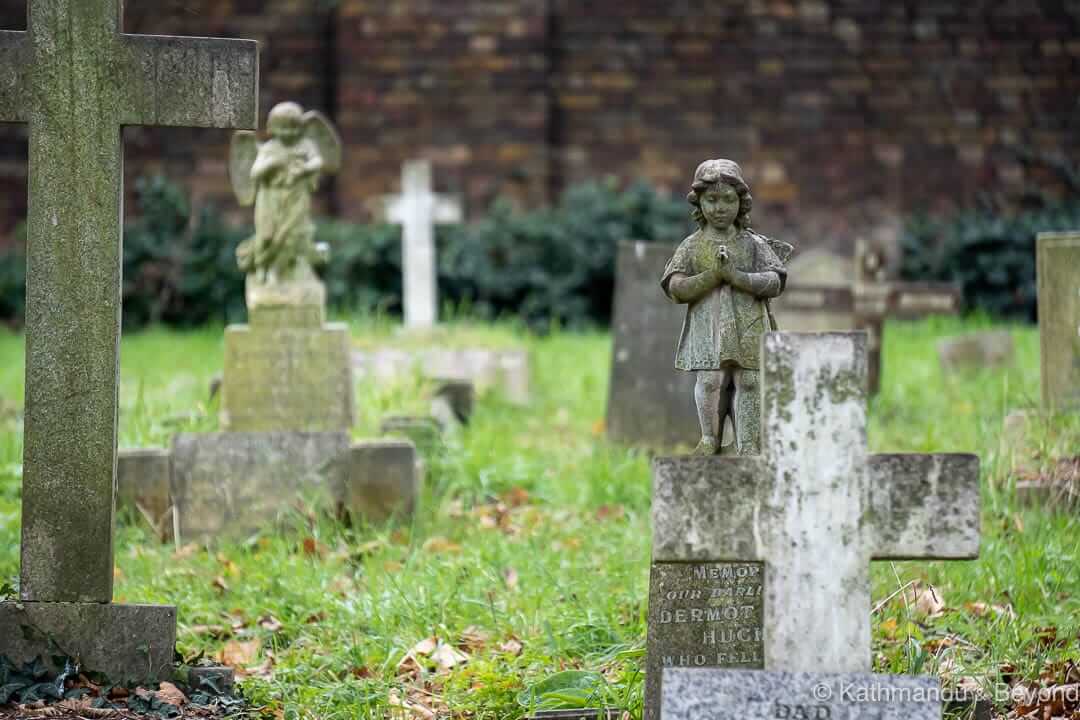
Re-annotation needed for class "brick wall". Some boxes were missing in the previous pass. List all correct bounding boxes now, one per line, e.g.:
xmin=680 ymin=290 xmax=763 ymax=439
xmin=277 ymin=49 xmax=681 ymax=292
xmin=0 ymin=1 xmax=1077 ymax=251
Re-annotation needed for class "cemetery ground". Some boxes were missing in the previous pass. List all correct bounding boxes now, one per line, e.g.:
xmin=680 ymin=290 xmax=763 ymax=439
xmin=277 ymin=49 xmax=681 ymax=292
xmin=0 ymin=315 xmax=1077 ymax=720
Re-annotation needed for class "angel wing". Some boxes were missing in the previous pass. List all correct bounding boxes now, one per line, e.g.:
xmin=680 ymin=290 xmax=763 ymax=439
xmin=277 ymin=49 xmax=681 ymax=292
xmin=229 ymin=131 xmax=259 ymax=207
xmin=302 ymin=110 xmax=343 ymax=175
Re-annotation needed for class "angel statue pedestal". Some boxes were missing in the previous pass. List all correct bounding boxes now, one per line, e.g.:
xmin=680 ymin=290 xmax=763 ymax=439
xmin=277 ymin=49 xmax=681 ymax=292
xmin=221 ymin=102 xmax=354 ymax=433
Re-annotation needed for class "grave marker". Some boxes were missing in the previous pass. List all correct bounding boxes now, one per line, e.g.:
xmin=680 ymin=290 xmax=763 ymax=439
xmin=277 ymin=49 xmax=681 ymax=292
xmin=643 ymin=332 xmax=980 ymax=719
xmin=384 ymin=159 xmax=463 ymax=330
xmin=1037 ymin=232 xmax=1080 ymax=412
xmin=0 ymin=0 xmax=257 ymax=680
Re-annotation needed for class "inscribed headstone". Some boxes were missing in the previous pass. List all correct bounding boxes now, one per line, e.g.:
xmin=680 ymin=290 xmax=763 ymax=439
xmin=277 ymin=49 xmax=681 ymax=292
xmin=642 ymin=332 xmax=980 ymax=720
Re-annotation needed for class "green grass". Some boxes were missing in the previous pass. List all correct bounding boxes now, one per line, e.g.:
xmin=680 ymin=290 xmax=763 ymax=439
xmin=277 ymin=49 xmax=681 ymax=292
xmin=0 ymin=316 xmax=1077 ymax=719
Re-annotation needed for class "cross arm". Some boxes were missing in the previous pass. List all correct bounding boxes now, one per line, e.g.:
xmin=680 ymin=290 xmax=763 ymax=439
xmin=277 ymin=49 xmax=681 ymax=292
xmin=434 ymin=195 xmax=463 ymax=224
xmin=0 ymin=30 xmax=28 ymax=123
xmin=870 ymin=453 xmax=980 ymax=560
xmin=117 ymin=34 xmax=259 ymax=129
xmin=651 ymin=456 xmax=767 ymax=562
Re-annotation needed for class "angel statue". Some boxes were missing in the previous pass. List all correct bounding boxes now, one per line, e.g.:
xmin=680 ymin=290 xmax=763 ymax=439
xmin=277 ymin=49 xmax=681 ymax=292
xmin=229 ymin=102 xmax=342 ymax=301
xmin=661 ymin=159 xmax=793 ymax=456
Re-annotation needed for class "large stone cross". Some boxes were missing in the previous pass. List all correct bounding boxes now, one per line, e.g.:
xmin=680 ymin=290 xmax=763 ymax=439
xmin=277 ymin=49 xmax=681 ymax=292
xmin=643 ymin=332 xmax=980 ymax=720
xmin=0 ymin=0 xmax=257 ymax=681
xmin=384 ymin=159 xmax=463 ymax=330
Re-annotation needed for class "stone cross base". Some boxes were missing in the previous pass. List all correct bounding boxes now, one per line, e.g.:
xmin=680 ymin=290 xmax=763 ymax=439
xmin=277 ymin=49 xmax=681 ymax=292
xmin=0 ymin=602 xmax=176 ymax=684
xmin=222 ymin=320 xmax=354 ymax=432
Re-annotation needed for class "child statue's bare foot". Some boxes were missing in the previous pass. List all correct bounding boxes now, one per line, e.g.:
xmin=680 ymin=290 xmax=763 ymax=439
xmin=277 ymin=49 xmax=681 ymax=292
xmin=693 ymin=436 xmax=720 ymax=456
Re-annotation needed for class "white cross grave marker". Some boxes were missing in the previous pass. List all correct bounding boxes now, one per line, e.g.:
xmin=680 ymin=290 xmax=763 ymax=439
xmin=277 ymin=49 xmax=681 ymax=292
xmin=0 ymin=0 xmax=258 ymax=681
xmin=643 ymin=332 xmax=981 ymax=719
xmin=384 ymin=159 xmax=463 ymax=330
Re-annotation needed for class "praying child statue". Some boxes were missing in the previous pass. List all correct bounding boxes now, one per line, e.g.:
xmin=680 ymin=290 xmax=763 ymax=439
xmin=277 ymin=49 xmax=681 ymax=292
xmin=661 ymin=159 xmax=792 ymax=456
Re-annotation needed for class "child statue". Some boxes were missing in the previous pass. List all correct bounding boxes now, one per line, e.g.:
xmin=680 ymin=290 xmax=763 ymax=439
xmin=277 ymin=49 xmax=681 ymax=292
xmin=661 ymin=159 xmax=792 ymax=456
xmin=229 ymin=102 xmax=342 ymax=307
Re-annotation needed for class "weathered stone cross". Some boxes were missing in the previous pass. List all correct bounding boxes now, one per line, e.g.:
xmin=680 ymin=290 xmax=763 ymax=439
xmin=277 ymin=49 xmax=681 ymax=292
xmin=0 ymin=0 xmax=257 ymax=681
xmin=383 ymin=159 xmax=463 ymax=330
xmin=643 ymin=332 xmax=981 ymax=720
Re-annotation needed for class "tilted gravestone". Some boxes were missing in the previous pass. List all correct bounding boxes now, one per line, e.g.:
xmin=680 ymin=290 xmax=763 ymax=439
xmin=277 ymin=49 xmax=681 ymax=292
xmin=642 ymin=332 xmax=980 ymax=720
xmin=662 ymin=668 xmax=942 ymax=720
xmin=382 ymin=159 xmax=464 ymax=330
xmin=0 ymin=0 xmax=258 ymax=681
xmin=606 ymin=241 xmax=699 ymax=448
xmin=1037 ymin=232 xmax=1080 ymax=413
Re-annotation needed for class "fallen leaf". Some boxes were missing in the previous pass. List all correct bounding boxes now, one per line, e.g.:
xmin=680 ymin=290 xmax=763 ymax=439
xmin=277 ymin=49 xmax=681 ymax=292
xmin=172 ymin=543 xmax=200 ymax=560
xmin=422 ymin=536 xmax=462 ymax=554
xmin=156 ymin=681 xmax=187 ymax=707
xmin=503 ymin=487 xmax=530 ymax=507
xmin=596 ymin=505 xmax=625 ymax=521
xmin=459 ymin=626 xmax=490 ymax=652
xmin=498 ymin=637 xmax=524 ymax=656
xmin=879 ymin=617 xmax=899 ymax=640
xmin=305 ymin=611 xmax=327 ymax=624
xmin=212 ymin=576 xmax=230 ymax=594
xmin=351 ymin=665 xmax=372 ymax=679
xmin=410 ymin=637 xmax=439 ymax=656
xmin=503 ymin=568 xmax=519 ymax=590
xmin=218 ymin=639 xmax=261 ymax=668
xmin=432 ymin=642 xmax=469 ymax=672
xmin=258 ymin=614 xmax=283 ymax=633
xmin=302 ymin=537 xmax=328 ymax=558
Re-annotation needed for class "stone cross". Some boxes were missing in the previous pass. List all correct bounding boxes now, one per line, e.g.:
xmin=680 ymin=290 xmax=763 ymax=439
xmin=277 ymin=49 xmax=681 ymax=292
xmin=0 ymin=0 xmax=257 ymax=681
xmin=643 ymin=332 xmax=980 ymax=720
xmin=1036 ymin=232 xmax=1080 ymax=412
xmin=384 ymin=159 xmax=463 ymax=330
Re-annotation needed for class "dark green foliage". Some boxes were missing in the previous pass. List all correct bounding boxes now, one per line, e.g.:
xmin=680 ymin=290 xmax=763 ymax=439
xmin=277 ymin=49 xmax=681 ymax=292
xmin=901 ymin=200 xmax=1080 ymax=322
xmin=0 ymin=176 xmax=693 ymax=330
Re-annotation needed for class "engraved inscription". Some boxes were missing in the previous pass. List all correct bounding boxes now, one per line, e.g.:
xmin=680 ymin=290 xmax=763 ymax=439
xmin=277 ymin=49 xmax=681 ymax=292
xmin=644 ymin=562 xmax=764 ymax=720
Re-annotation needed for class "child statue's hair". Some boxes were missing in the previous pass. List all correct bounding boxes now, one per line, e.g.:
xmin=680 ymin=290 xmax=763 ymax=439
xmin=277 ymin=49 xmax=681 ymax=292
xmin=687 ymin=158 xmax=754 ymax=230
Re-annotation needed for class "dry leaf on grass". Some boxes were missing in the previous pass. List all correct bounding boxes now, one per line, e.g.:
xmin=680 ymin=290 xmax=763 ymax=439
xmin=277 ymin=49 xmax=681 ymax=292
xmin=258 ymin=614 xmax=284 ymax=632
xmin=155 ymin=681 xmax=187 ymax=707
xmin=218 ymin=638 xmax=261 ymax=668
xmin=458 ymin=626 xmax=490 ymax=652
xmin=422 ymin=536 xmax=462 ymax=554
xmin=503 ymin=568 xmax=519 ymax=590
xmin=498 ymin=637 xmax=524 ymax=656
xmin=388 ymin=689 xmax=436 ymax=719
xmin=431 ymin=642 xmax=469 ymax=672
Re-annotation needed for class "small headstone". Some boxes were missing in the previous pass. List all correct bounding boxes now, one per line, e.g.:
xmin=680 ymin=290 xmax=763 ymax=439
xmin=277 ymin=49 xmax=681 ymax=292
xmin=661 ymin=668 xmax=942 ymax=720
xmin=643 ymin=332 xmax=980 ymax=719
xmin=1037 ymin=232 xmax=1080 ymax=412
xmin=383 ymin=159 xmax=464 ymax=330
xmin=936 ymin=331 xmax=1015 ymax=373
xmin=431 ymin=379 xmax=475 ymax=426
xmin=117 ymin=447 xmax=173 ymax=541
xmin=0 ymin=0 xmax=257 ymax=681
xmin=339 ymin=440 xmax=420 ymax=524
xmin=606 ymin=241 xmax=699 ymax=448
xmin=170 ymin=432 xmax=349 ymax=543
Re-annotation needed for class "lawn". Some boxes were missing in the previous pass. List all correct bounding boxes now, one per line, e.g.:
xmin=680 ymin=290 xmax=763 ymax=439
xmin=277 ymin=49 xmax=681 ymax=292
xmin=0 ymin=316 xmax=1077 ymax=719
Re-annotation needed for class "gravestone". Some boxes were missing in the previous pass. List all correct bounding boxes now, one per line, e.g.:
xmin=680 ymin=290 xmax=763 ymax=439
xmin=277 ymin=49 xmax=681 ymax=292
xmin=1037 ymin=232 xmax=1080 ymax=412
xmin=606 ymin=241 xmax=699 ymax=448
xmin=643 ymin=332 xmax=980 ymax=719
xmin=339 ymin=440 xmax=420 ymax=524
xmin=352 ymin=345 xmax=530 ymax=405
xmin=0 ymin=0 xmax=258 ymax=681
xmin=171 ymin=432 xmax=349 ymax=543
xmin=662 ymin=669 xmax=942 ymax=720
xmin=117 ymin=447 xmax=173 ymax=541
xmin=383 ymin=159 xmax=463 ymax=330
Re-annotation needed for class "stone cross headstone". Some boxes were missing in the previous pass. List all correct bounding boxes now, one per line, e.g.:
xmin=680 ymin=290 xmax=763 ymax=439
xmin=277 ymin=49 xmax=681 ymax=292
xmin=1037 ymin=232 xmax=1080 ymax=412
xmin=642 ymin=332 xmax=980 ymax=720
xmin=384 ymin=159 xmax=463 ymax=330
xmin=662 ymin=668 xmax=942 ymax=720
xmin=0 ymin=0 xmax=257 ymax=681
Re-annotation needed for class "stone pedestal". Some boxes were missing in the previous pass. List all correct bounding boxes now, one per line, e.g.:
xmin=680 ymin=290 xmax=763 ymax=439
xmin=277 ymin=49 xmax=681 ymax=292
xmin=0 ymin=602 xmax=176 ymax=684
xmin=339 ymin=440 xmax=420 ymax=524
xmin=221 ymin=287 xmax=355 ymax=432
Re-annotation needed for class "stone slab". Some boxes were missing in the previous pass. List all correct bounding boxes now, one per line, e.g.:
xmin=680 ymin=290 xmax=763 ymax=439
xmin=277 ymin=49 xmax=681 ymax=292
xmin=116 ymin=447 xmax=173 ymax=541
xmin=0 ymin=601 xmax=176 ymax=684
xmin=644 ymin=562 xmax=764 ymax=720
xmin=222 ymin=322 xmax=354 ymax=432
xmin=937 ymin=331 xmax=1015 ymax=373
xmin=1037 ymin=232 xmax=1080 ymax=412
xmin=171 ymin=432 xmax=349 ymax=542
xmin=352 ymin=346 xmax=530 ymax=405
xmin=339 ymin=440 xmax=420 ymax=524
xmin=661 ymin=669 xmax=942 ymax=720
xmin=606 ymin=241 xmax=699 ymax=448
